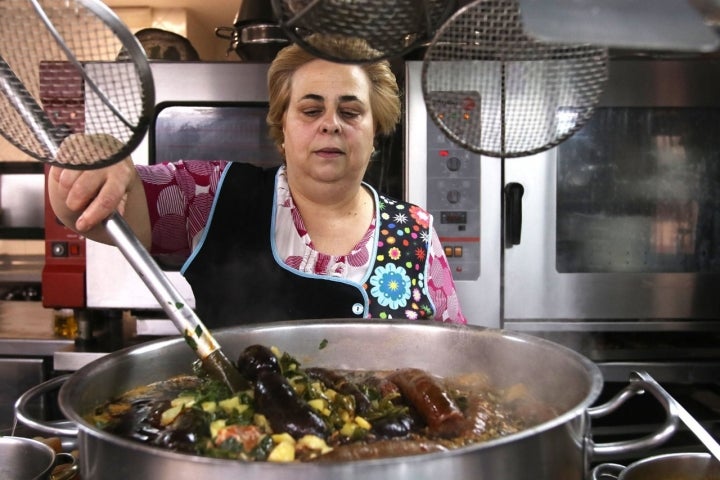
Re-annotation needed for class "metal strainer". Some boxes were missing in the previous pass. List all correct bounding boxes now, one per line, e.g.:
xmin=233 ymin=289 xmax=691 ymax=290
xmin=0 ymin=0 xmax=244 ymax=392
xmin=422 ymin=0 xmax=609 ymax=158
xmin=271 ymin=0 xmax=457 ymax=62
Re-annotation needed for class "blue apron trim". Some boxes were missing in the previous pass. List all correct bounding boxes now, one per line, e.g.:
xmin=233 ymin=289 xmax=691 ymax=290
xmin=180 ymin=162 xmax=234 ymax=275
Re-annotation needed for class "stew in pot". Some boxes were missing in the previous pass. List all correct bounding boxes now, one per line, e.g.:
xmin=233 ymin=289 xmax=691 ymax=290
xmin=87 ymin=344 xmax=555 ymax=462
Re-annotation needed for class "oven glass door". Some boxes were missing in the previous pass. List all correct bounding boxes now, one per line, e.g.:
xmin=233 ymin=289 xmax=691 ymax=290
xmin=504 ymin=59 xmax=720 ymax=322
xmin=152 ymin=103 xmax=281 ymax=166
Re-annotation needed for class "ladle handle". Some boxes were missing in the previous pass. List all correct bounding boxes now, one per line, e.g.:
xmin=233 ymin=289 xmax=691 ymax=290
xmin=104 ymin=212 xmax=217 ymax=359
xmin=4 ymin=53 xmax=211 ymax=354
xmin=104 ymin=213 xmax=247 ymax=391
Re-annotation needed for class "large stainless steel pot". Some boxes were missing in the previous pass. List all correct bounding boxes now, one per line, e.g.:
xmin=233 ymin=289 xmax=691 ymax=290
xmin=16 ymin=320 xmax=680 ymax=480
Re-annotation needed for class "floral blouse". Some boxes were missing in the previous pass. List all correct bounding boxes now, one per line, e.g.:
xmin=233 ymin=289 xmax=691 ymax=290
xmin=137 ymin=161 xmax=466 ymax=324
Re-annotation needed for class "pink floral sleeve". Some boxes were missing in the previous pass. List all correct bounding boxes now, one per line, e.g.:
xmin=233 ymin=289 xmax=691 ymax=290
xmin=427 ymin=229 xmax=467 ymax=324
xmin=136 ymin=160 xmax=227 ymax=256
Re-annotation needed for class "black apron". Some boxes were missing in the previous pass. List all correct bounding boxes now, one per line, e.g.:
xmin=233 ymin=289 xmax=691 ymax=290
xmin=183 ymin=163 xmax=367 ymax=328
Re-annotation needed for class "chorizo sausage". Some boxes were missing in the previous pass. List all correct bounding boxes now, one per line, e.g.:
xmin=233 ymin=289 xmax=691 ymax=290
xmin=388 ymin=368 xmax=466 ymax=438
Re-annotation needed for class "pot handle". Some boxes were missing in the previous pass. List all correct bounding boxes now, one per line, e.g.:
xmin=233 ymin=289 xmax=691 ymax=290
xmin=51 ymin=452 xmax=79 ymax=480
xmin=14 ymin=374 xmax=78 ymax=437
xmin=587 ymin=370 xmax=679 ymax=459
xmin=590 ymin=463 xmax=625 ymax=480
xmin=215 ymin=26 xmax=234 ymax=40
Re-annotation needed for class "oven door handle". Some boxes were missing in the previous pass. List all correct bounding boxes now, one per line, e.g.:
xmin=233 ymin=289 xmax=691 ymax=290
xmin=504 ymin=182 xmax=525 ymax=247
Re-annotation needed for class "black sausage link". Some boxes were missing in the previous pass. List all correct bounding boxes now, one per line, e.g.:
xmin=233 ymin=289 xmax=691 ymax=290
xmin=254 ymin=370 xmax=328 ymax=439
xmin=388 ymin=368 xmax=466 ymax=438
xmin=237 ymin=344 xmax=280 ymax=381
xmin=370 ymin=413 xmax=415 ymax=438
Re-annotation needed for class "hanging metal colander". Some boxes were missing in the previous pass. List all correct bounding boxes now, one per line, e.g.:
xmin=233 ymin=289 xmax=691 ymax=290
xmin=422 ymin=0 xmax=609 ymax=158
xmin=271 ymin=0 xmax=457 ymax=62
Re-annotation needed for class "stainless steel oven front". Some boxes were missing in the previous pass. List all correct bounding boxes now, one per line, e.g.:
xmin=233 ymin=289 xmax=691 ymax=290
xmin=406 ymin=57 xmax=720 ymax=383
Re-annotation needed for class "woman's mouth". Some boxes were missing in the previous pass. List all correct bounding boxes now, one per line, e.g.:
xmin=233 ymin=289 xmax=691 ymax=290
xmin=315 ymin=147 xmax=344 ymax=157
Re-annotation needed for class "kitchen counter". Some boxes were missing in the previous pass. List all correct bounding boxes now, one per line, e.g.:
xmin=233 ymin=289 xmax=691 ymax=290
xmin=1 ymin=301 xmax=173 ymax=370
xmin=0 ymin=301 xmax=73 ymax=357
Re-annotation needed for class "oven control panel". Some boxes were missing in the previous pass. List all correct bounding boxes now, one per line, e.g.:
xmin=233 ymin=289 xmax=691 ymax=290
xmin=425 ymin=118 xmax=481 ymax=281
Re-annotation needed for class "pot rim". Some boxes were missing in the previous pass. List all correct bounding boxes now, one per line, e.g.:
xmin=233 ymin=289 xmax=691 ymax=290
xmin=630 ymin=451 xmax=715 ymax=467
xmin=58 ymin=319 xmax=604 ymax=467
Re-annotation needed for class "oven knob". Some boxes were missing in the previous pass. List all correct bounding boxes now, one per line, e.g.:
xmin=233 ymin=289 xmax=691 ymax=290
xmin=51 ymin=241 xmax=68 ymax=257
xmin=446 ymin=156 xmax=461 ymax=171
xmin=446 ymin=190 xmax=461 ymax=204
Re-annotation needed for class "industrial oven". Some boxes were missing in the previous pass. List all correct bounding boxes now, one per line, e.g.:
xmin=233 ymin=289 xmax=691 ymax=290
xmin=406 ymin=55 xmax=720 ymax=382
xmin=405 ymin=54 xmax=720 ymax=460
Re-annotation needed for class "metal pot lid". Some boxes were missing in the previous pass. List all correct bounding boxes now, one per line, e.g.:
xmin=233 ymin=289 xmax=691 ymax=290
xmin=132 ymin=28 xmax=200 ymax=61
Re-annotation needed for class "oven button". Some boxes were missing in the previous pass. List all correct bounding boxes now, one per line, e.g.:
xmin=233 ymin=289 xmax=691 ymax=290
xmin=51 ymin=241 xmax=68 ymax=257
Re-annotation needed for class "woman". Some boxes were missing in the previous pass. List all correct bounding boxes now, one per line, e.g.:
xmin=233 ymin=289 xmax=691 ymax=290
xmin=49 ymin=36 xmax=466 ymax=326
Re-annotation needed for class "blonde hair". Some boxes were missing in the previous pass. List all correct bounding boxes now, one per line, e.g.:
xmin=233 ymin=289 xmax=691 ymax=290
xmin=266 ymin=36 xmax=401 ymax=151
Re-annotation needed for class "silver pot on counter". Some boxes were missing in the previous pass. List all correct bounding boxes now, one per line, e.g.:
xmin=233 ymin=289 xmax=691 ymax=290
xmin=0 ymin=436 xmax=75 ymax=480
xmin=592 ymin=452 xmax=720 ymax=479
xmin=15 ymin=320 xmax=681 ymax=480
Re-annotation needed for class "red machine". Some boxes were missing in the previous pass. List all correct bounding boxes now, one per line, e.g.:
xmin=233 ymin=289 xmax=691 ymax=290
xmin=40 ymin=62 xmax=86 ymax=308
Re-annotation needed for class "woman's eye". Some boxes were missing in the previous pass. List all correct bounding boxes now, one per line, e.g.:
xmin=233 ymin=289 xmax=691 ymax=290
xmin=341 ymin=110 xmax=360 ymax=119
xmin=303 ymin=109 xmax=322 ymax=117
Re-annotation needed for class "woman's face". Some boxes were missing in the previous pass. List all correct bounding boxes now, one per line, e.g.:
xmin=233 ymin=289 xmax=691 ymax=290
xmin=282 ymin=59 xmax=376 ymax=186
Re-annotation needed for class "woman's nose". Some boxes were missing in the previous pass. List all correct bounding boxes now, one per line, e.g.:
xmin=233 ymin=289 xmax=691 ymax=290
xmin=320 ymin=113 xmax=341 ymax=134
